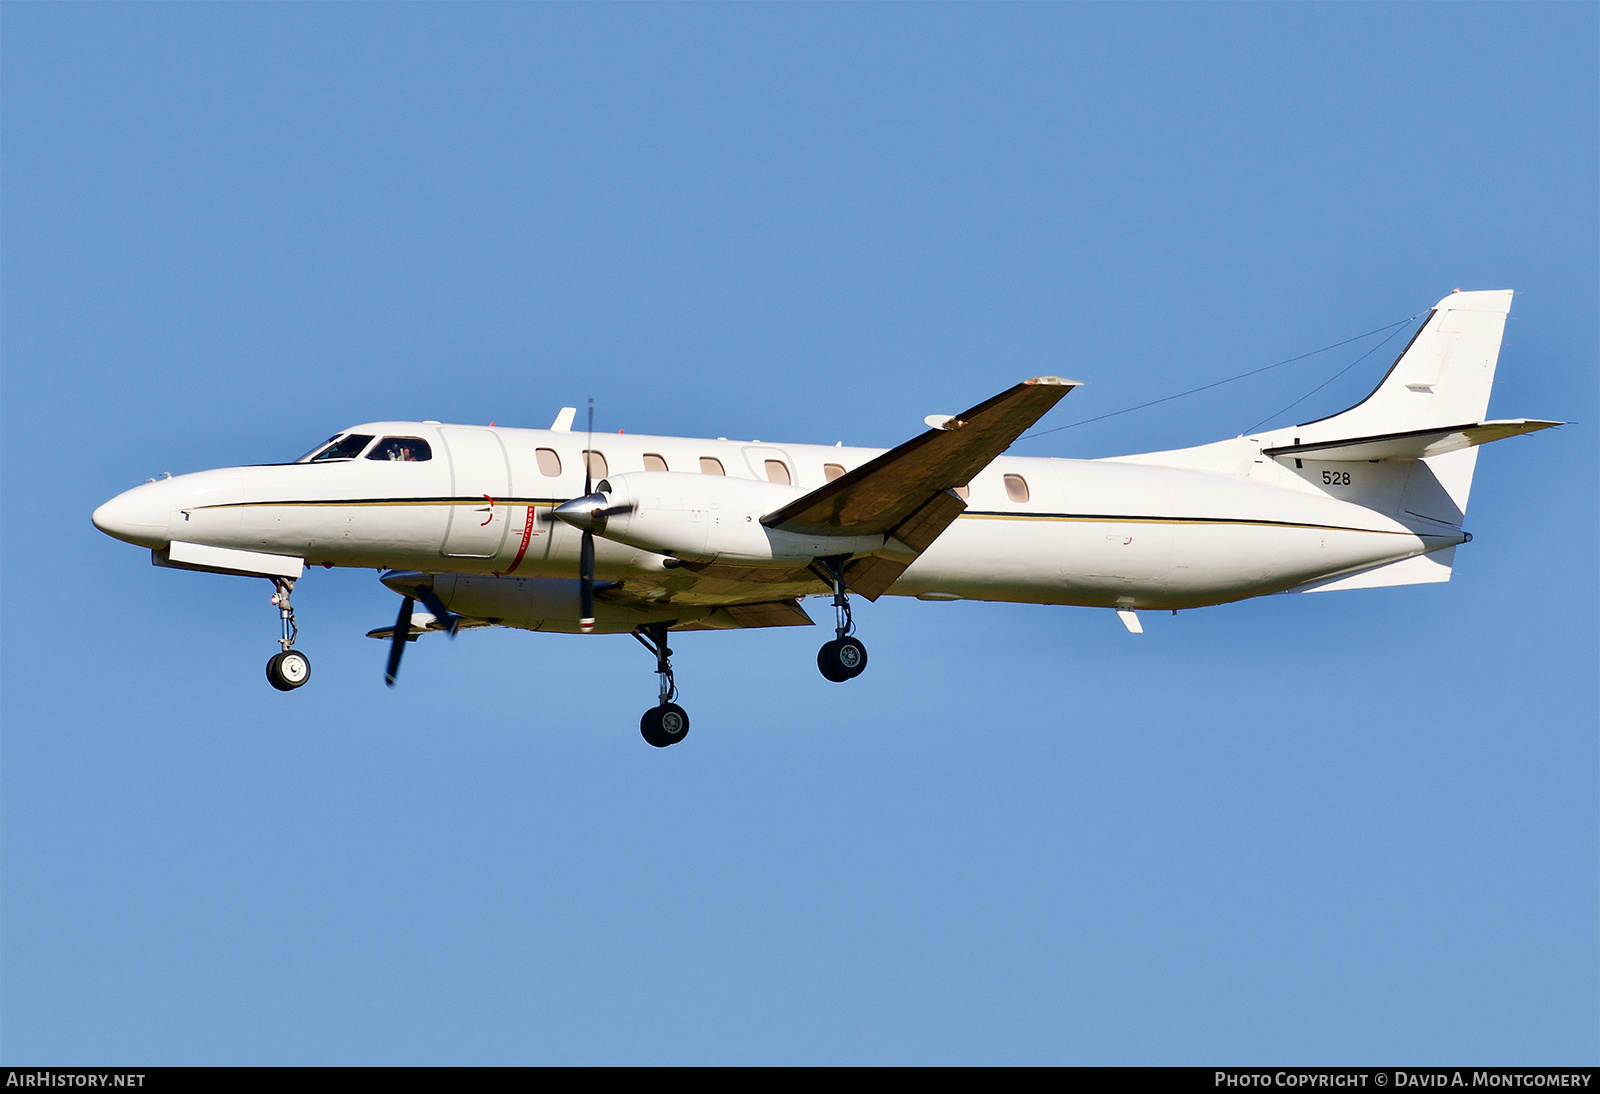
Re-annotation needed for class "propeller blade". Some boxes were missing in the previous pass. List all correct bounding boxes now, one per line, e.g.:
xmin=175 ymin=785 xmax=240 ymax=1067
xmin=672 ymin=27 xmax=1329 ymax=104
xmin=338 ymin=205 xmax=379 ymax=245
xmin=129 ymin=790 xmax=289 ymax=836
xmin=385 ymin=595 xmax=414 ymax=687
xmin=579 ymin=530 xmax=595 ymax=632
xmin=412 ymin=584 xmax=461 ymax=637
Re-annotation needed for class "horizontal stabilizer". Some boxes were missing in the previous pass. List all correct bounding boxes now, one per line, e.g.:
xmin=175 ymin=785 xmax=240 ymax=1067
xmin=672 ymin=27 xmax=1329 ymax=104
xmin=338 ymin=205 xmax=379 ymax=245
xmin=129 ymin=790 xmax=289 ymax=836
xmin=1263 ymin=419 xmax=1560 ymax=463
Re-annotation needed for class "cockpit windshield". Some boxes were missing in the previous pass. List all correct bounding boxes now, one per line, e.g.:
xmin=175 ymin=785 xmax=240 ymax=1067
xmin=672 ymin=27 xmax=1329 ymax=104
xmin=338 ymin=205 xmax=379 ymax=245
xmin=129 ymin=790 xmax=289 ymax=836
xmin=296 ymin=435 xmax=341 ymax=462
xmin=299 ymin=434 xmax=375 ymax=462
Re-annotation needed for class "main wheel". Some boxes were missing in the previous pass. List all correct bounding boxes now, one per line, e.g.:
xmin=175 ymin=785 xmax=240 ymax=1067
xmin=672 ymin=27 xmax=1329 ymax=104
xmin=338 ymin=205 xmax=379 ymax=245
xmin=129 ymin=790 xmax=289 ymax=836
xmin=640 ymin=702 xmax=690 ymax=748
xmin=817 ymin=637 xmax=868 ymax=682
xmin=266 ymin=649 xmax=312 ymax=691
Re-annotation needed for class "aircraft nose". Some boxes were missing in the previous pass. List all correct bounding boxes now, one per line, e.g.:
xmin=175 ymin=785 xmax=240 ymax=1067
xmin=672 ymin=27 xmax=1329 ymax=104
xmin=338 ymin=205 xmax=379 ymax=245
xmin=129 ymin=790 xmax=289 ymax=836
xmin=92 ymin=480 xmax=173 ymax=547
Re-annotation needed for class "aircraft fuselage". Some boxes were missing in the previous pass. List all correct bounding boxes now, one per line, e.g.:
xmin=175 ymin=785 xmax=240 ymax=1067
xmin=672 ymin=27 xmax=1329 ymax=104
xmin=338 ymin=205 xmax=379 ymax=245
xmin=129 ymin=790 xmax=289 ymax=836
xmin=94 ymin=420 xmax=1455 ymax=621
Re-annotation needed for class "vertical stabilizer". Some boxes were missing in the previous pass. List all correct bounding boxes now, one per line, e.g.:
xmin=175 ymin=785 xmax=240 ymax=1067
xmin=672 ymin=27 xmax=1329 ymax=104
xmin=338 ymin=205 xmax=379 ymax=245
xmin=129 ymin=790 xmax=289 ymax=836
xmin=1259 ymin=289 xmax=1514 ymax=525
xmin=1290 ymin=289 xmax=1513 ymax=442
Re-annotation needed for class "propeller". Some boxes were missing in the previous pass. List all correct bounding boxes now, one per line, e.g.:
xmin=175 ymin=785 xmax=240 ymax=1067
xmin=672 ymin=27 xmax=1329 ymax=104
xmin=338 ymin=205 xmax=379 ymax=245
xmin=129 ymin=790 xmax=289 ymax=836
xmin=384 ymin=595 xmax=414 ymax=687
xmin=382 ymin=583 xmax=461 ymax=687
xmin=580 ymin=398 xmax=595 ymax=632
xmin=534 ymin=399 xmax=640 ymax=631
xmin=412 ymin=584 xmax=461 ymax=637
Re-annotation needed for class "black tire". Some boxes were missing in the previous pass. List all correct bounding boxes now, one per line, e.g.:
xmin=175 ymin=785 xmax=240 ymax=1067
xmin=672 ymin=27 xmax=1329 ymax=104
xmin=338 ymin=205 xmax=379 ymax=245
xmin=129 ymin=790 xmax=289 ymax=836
xmin=817 ymin=640 xmax=847 ymax=682
xmin=818 ymin=637 xmax=868 ymax=682
xmin=640 ymin=703 xmax=690 ymax=748
xmin=266 ymin=650 xmax=311 ymax=691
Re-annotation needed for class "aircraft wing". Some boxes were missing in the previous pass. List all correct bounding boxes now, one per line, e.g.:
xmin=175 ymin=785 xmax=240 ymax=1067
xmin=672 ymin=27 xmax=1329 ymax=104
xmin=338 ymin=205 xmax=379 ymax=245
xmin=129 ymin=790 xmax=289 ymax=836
xmin=760 ymin=375 xmax=1079 ymax=598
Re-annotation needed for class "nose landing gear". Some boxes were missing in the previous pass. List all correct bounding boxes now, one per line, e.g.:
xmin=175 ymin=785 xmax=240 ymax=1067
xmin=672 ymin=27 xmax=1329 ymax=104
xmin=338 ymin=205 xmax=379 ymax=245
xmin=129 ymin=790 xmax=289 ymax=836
xmin=815 ymin=559 xmax=868 ymax=683
xmin=265 ymin=577 xmax=311 ymax=691
xmin=633 ymin=622 xmax=689 ymax=747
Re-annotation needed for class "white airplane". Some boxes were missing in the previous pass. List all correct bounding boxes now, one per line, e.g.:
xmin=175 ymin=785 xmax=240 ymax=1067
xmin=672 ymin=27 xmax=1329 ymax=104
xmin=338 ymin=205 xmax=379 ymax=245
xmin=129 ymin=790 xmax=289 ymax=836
xmin=93 ymin=289 xmax=1558 ymax=747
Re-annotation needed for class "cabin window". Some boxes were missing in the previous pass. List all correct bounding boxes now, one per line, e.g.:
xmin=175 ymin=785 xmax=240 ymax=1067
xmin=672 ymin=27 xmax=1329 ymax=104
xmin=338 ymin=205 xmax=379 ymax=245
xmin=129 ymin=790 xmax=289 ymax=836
xmin=366 ymin=437 xmax=432 ymax=462
xmin=584 ymin=450 xmax=608 ymax=480
xmin=1003 ymin=474 xmax=1030 ymax=503
xmin=536 ymin=448 xmax=562 ymax=477
xmin=764 ymin=460 xmax=791 ymax=485
xmin=699 ymin=457 xmax=724 ymax=475
xmin=953 ymin=484 xmax=970 ymax=500
xmin=307 ymin=434 xmax=375 ymax=462
xmin=642 ymin=453 xmax=669 ymax=472
xmin=823 ymin=463 xmax=845 ymax=482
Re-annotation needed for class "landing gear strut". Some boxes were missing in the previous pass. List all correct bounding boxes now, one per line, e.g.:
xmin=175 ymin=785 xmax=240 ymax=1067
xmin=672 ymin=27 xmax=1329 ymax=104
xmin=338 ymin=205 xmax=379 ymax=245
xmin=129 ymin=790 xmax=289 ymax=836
xmin=633 ymin=622 xmax=689 ymax=748
xmin=815 ymin=558 xmax=868 ymax=683
xmin=265 ymin=577 xmax=311 ymax=691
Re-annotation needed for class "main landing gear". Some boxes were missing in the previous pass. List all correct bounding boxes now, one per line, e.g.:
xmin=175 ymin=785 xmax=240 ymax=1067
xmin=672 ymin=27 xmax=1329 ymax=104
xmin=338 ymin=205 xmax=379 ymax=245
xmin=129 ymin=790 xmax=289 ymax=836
xmin=633 ymin=622 xmax=689 ymax=748
xmin=815 ymin=558 xmax=868 ymax=683
xmin=265 ymin=577 xmax=311 ymax=691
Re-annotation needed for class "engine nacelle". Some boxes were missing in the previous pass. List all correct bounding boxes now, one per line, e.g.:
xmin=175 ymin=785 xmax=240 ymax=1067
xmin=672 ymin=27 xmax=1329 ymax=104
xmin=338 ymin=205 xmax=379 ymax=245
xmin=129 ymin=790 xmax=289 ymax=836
xmin=589 ymin=471 xmax=885 ymax=563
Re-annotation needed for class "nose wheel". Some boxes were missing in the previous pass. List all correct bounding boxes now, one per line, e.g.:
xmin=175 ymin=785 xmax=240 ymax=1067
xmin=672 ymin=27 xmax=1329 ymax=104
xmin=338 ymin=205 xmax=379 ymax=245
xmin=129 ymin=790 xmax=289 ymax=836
xmin=267 ymin=649 xmax=312 ymax=691
xmin=814 ymin=558 xmax=868 ymax=682
xmin=633 ymin=622 xmax=689 ymax=747
xmin=265 ymin=577 xmax=311 ymax=691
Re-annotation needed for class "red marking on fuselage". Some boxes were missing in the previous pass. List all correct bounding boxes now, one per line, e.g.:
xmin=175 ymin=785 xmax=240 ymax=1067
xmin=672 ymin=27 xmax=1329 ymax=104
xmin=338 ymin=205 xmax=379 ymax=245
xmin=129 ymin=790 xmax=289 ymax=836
xmin=500 ymin=505 xmax=538 ymax=576
xmin=480 ymin=495 xmax=496 ymax=526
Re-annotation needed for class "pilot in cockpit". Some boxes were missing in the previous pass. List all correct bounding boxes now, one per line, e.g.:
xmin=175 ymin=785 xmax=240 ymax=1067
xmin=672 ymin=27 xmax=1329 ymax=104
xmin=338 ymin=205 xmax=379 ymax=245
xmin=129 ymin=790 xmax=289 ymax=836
xmin=367 ymin=437 xmax=431 ymax=462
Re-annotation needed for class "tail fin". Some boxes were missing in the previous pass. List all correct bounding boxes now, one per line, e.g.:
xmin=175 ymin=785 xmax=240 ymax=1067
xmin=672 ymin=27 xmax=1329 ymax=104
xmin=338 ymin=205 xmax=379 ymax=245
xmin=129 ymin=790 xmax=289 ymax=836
xmin=1291 ymin=289 xmax=1513 ymax=440
xmin=1263 ymin=289 xmax=1517 ymax=526
xmin=1120 ymin=289 xmax=1555 ymax=532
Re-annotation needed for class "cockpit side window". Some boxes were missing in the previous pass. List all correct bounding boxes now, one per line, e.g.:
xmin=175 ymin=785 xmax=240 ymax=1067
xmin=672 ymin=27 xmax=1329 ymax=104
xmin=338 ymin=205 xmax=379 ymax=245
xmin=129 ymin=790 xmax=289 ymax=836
xmin=307 ymin=434 xmax=375 ymax=462
xmin=366 ymin=437 xmax=433 ymax=462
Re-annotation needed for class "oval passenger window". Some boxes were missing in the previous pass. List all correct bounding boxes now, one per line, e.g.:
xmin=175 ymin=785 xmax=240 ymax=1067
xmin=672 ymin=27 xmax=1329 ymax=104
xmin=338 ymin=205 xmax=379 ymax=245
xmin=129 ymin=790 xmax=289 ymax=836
xmin=1003 ymin=474 xmax=1030 ymax=503
xmin=953 ymin=484 xmax=970 ymax=500
xmin=764 ymin=460 xmax=791 ymax=485
xmin=584 ymin=450 xmax=608 ymax=480
xmin=643 ymin=454 xmax=668 ymax=472
xmin=823 ymin=463 xmax=845 ymax=482
xmin=536 ymin=448 xmax=562 ymax=477
xmin=699 ymin=457 xmax=724 ymax=475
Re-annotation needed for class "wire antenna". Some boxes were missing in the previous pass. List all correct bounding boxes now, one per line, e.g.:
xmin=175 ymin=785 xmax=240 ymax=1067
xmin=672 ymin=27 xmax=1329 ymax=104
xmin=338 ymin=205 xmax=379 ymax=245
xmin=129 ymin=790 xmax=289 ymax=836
xmin=1019 ymin=313 xmax=1425 ymax=442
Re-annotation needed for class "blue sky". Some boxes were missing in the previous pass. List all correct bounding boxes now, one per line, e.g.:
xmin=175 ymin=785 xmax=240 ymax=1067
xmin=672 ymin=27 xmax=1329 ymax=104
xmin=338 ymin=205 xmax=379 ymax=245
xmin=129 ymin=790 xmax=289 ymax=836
xmin=3 ymin=3 xmax=1595 ymax=1064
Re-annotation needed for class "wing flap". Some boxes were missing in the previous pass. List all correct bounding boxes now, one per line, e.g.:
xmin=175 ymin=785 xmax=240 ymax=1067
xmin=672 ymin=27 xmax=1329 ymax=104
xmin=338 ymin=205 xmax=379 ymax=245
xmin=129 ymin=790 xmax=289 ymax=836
xmin=673 ymin=598 xmax=815 ymax=631
xmin=837 ymin=488 xmax=970 ymax=600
